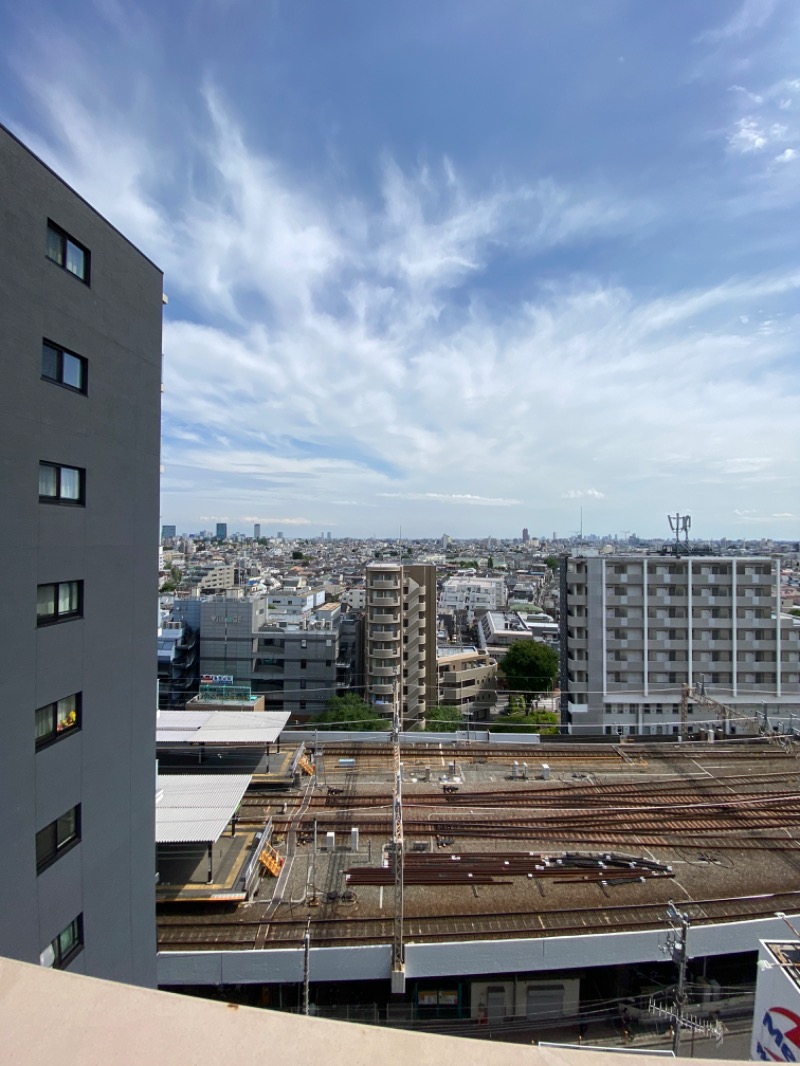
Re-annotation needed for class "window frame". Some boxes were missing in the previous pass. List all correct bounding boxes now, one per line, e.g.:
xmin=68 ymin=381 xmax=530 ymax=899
xmin=41 ymin=339 xmax=88 ymax=395
xmin=46 ymin=220 xmax=91 ymax=284
xmin=39 ymin=461 xmax=86 ymax=506
xmin=35 ymin=693 xmax=82 ymax=750
xmin=36 ymin=805 xmax=81 ymax=874
xmin=40 ymin=915 xmax=84 ymax=970
xmin=36 ymin=580 xmax=84 ymax=626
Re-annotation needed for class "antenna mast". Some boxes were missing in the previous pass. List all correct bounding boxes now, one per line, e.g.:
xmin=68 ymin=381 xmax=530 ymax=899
xmin=667 ymin=513 xmax=691 ymax=555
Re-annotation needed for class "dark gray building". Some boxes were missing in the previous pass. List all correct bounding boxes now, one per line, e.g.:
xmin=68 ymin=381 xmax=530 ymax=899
xmin=0 ymin=126 xmax=163 ymax=985
xmin=167 ymin=592 xmax=360 ymax=722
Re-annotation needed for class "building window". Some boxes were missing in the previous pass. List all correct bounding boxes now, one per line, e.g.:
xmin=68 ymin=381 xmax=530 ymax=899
xmin=36 ymin=581 xmax=83 ymax=625
xmin=300 ymin=659 xmax=307 ymax=669
xmin=39 ymin=462 xmax=85 ymax=505
xmin=35 ymin=693 xmax=81 ymax=749
xmin=46 ymin=221 xmax=90 ymax=283
xmin=41 ymin=340 xmax=88 ymax=394
xmin=40 ymin=915 xmax=83 ymax=970
xmin=36 ymin=805 xmax=80 ymax=873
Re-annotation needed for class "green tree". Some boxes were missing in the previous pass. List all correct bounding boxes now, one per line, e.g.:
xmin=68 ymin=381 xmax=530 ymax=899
xmin=319 ymin=693 xmax=385 ymax=730
xmin=499 ymin=640 xmax=559 ymax=696
xmin=488 ymin=710 xmax=559 ymax=735
xmin=291 ymin=550 xmax=305 ymax=560
xmin=544 ymin=556 xmax=559 ymax=572
xmin=424 ymin=705 xmax=463 ymax=731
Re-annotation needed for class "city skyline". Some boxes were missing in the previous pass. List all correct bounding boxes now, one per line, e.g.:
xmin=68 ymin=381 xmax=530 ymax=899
xmin=3 ymin=1 xmax=799 ymax=539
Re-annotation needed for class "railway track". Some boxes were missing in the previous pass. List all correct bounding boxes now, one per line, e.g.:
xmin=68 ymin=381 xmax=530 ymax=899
xmin=310 ymin=741 xmax=793 ymax=763
xmin=157 ymin=888 xmax=800 ymax=952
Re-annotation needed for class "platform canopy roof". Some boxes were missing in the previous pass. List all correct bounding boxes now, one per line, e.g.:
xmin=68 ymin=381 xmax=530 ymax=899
xmin=155 ymin=774 xmax=251 ymax=843
xmin=156 ymin=709 xmax=289 ymax=746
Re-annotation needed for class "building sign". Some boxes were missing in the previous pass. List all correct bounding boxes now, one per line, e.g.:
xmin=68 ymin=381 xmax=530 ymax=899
xmin=200 ymin=674 xmax=234 ymax=686
xmin=755 ymin=1006 xmax=800 ymax=1062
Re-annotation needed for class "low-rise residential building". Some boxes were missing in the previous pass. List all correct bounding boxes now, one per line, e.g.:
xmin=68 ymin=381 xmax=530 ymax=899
xmin=437 ymin=647 xmax=497 ymax=720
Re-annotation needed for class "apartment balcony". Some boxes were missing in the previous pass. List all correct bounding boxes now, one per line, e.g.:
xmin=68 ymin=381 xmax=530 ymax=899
xmin=370 ymin=664 xmax=400 ymax=678
xmin=368 ymin=648 xmax=399 ymax=662
xmin=606 ymin=637 xmax=644 ymax=651
xmin=368 ymin=596 xmax=402 ymax=610
xmin=370 ymin=576 xmax=401 ymax=588
xmin=367 ymin=625 xmax=400 ymax=640
xmin=370 ymin=610 xmax=400 ymax=624
xmin=368 ymin=681 xmax=395 ymax=696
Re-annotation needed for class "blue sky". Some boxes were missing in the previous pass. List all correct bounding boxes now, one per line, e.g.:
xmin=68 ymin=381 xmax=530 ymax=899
xmin=3 ymin=0 xmax=799 ymax=540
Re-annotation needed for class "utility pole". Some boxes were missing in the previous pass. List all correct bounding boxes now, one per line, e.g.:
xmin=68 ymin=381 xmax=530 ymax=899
xmin=302 ymin=919 xmax=311 ymax=1015
xmin=664 ymin=902 xmax=690 ymax=1056
xmin=392 ymin=677 xmax=407 ymax=993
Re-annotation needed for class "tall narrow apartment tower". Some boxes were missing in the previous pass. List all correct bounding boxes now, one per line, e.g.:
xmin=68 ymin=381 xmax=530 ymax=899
xmin=364 ymin=562 xmax=437 ymax=727
xmin=0 ymin=126 xmax=163 ymax=985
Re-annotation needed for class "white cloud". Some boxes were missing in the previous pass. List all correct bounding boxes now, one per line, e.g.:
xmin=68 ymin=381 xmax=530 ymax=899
xmin=377 ymin=493 xmax=521 ymax=506
xmin=698 ymin=0 xmax=780 ymax=43
xmin=9 ymin=20 xmax=800 ymax=537
xmin=775 ymin=148 xmax=798 ymax=162
xmin=240 ymin=516 xmax=315 ymax=526
xmin=729 ymin=117 xmax=787 ymax=153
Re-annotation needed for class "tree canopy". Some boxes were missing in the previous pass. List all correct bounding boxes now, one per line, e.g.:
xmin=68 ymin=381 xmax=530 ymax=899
xmin=488 ymin=710 xmax=559 ymax=735
xmin=424 ymin=705 xmax=464 ymax=731
xmin=318 ymin=693 xmax=385 ymax=730
xmin=499 ymin=640 xmax=559 ymax=696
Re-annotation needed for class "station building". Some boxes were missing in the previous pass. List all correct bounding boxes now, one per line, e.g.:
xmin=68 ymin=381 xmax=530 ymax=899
xmin=155 ymin=736 xmax=800 ymax=1034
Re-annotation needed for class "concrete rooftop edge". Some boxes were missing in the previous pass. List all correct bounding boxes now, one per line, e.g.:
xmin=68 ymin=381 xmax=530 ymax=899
xmin=0 ymin=954 xmax=732 ymax=1066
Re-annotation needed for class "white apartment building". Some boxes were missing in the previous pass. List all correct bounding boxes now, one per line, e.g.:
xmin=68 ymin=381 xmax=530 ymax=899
xmin=364 ymin=562 xmax=437 ymax=727
xmin=561 ymin=554 xmax=800 ymax=736
xmin=439 ymin=573 xmax=508 ymax=616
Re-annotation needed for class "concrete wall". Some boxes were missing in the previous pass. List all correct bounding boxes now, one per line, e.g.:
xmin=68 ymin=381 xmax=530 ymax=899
xmin=0 ymin=126 xmax=162 ymax=985
xmin=157 ymin=911 xmax=800 ymax=988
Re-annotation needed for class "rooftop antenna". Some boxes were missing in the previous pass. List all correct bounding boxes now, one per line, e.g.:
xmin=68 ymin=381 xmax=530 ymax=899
xmin=579 ymin=506 xmax=583 ymax=544
xmin=668 ymin=513 xmax=691 ymax=554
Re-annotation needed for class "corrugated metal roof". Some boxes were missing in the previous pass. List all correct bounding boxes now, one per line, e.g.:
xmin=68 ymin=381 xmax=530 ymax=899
xmin=155 ymin=774 xmax=251 ymax=843
xmin=156 ymin=709 xmax=290 ymax=745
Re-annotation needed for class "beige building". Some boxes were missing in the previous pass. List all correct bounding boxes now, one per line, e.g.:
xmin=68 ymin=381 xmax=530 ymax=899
xmin=364 ymin=562 xmax=437 ymax=727
xmin=437 ymin=647 xmax=497 ymax=720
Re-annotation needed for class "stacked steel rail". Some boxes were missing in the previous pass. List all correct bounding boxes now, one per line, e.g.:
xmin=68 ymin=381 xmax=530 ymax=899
xmin=344 ymin=850 xmax=674 ymax=887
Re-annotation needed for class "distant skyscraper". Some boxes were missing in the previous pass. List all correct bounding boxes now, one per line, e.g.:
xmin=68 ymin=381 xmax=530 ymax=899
xmin=162 ymin=524 xmax=177 ymax=541
xmin=522 ymin=527 xmax=530 ymax=543
xmin=215 ymin=522 xmax=227 ymax=540
xmin=326 ymin=531 xmax=331 ymax=541
xmin=277 ymin=531 xmax=284 ymax=540
xmin=253 ymin=524 xmax=261 ymax=539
